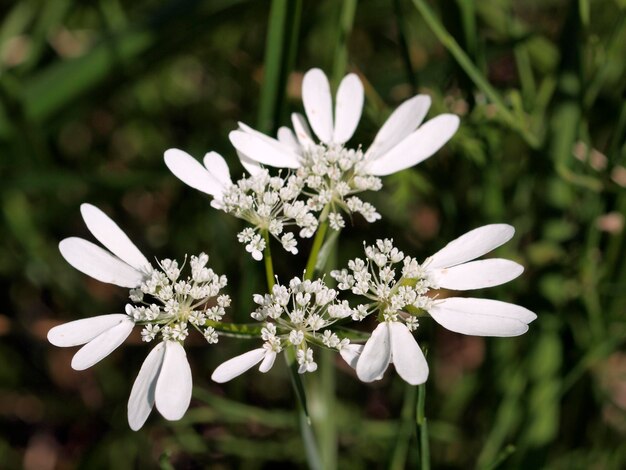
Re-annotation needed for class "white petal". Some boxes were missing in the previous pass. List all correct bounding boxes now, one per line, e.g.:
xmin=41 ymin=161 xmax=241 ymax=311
xmin=155 ymin=341 xmax=192 ymax=421
xmin=432 ymin=259 xmax=524 ymax=290
xmin=333 ymin=73 xmax=364 ymax=144
xmin=389 ymin=322 xmax=428 ymax=385
xmin=48 ymin=314 xmax=129 ymax=347
xmin=238 ymin=121 xmax=302 ymax=159
xmin=365 ymin=95 xmax=431 ymax=161
xmin=236 ymin=150 xmax=264 ymax=176
xmin=339 ymin=344 xmax=364 ymax=369
xmin=71 ymin=318 xmax=134 ymax=370
xmin=291 ymin=113 xmax=315 ymax=149
xmin=429 ymin=297 xmax=537 ymax=337
xmin=164 ymin=148 xmax=224 ymax=198
xmin=277 ymin=127 xmax=301 ymax=152
xmin=80 ymin=204 xmax=151 ymax=274
xmin=258 ymin=350 xmax=276 ymax=373
xmin=302 ymin=68 xmax=333 ymax=143
xmin=211 ymin=348 xmax=266 ymax=383
xmin=59 ymin=237 xmax=144 ymax=288
xmin=128 ymin=341 xmax=165 ymax=431
xmin=229 ymin=131 xmax=301 ymax=169
xmin=427 ymin=224 xmax=515 ymax=270
xmin=203 ymin=151 xmax=231 ymax=189
xmin=356 ymin=323 xmax=392 ymax=382
xmin=366 ymin=114 xmax=459 ymax=176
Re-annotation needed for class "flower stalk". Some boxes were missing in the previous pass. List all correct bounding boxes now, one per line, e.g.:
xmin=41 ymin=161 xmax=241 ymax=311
xmin=305 ymin=205 xmax=331 ymax=280
xmin=417 ymin=381 xmax=430 ymax=470
xmin=262 ymin=230 xmax=276 ymax=291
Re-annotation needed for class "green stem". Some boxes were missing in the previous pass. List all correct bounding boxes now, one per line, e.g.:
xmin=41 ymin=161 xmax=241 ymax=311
xmin=417 ymin=382 xmax=430 ymax=470
xmin=331 ymin=0 xmax=357 ymax=87
xmin=204 ymin=320 xmax=262 ymax=338
xmin=390 ymin=384 xmax=418 ymax=470
xmin=312 ymin=348 xmax=337 ymax=470
xmin=262 ymin=230 xmax=275 ymax=291
xmin=304 ymin=207 xmax=331 ymax=280
xmin=284 ymin=349 xmax=323 ymax=470
xmin=257 ymin=0 xmax=288 ymax=134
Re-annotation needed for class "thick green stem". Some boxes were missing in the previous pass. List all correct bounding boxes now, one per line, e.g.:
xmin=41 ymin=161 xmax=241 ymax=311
xmin=284 ymin=349 xmax=323 ymax=470
xmin=262 ymin=230 xmax=275 ymax=291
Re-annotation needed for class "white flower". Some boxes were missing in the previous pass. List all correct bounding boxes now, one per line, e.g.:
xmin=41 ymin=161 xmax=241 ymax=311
xmin=49 ymin=204 xmax=152 ymax=368
xmin=342 ymin=225 xmax=537 ymax=385
xmin=47 ymin=314 xmax=135 ymax=370
xmin=59 ymin=203 xmax=152 ymax=288
xmin=164 ymin=149 xmax=233 ymax=209
xmin=211 ymin=347 xmax=277 ymax=383
xmin=49 ymin=205 xmax=229 ymax=430
xmin=228 ymin=68 xmax=460 ymax=177
xmin=357 ymin=321 xmax=428 ymax=385
xmin=127 ymin=341 xmax=192 ymax=431
xmin=422 ymin=224 xmax=535 ymax=336
xmin=204 ymin=327 xmax=219 ymax=344
xmin=166 ymin=149 xmax=314 ymax=260
xmin=297 ymin=347 xmax=318 ymax=374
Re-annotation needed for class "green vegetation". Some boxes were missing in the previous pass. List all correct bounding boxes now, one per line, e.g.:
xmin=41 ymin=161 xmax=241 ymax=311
xmin=1 ymin=0 xmax=625 ymax=468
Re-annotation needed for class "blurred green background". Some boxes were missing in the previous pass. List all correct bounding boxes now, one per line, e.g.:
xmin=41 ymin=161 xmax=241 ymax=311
xmin=1 ymin=0 xmax=625 ymax=468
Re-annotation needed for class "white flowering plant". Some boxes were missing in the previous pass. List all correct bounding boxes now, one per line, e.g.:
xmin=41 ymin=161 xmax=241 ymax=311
xmin=48 ymin=68 xmax=536 ymax=460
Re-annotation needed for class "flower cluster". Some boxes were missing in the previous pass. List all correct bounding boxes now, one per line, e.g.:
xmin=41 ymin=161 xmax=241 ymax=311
xmin=229 ymin=69 xmax=460 ymax=228
xmin=48 ymin=204 xmax=229 ymax=430
xmin=126 ymin=253 xmax=230 ymax=345
xmin=330 ymin=226 xmax=536 ymax=385
xmin=165 ymin=150 xmax=318 ymax=260
xmin=212 ymin=277 xmax=352 ymax=382
xmin=296 ymin=143 xmax=382 ymax=228
xmin=331 ymin=239 xmax=435 ymax=328
xmin=222 ymin=169 xmax=317 ymax=259
xmin=47 ymin=67 xmax=539 ymax=436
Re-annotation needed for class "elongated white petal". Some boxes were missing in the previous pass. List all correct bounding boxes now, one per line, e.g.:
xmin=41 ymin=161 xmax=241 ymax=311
xmin=239 ymin=121 xmax=301 ymax=157
xmin=333 ymin=73 xmax=364 ymax=144
xmin=366 ymin=114 xmax=459 ymax=176
xmin=236 ymin=150 xmax=263 ymax=177
xmin=59 ymin=237 xmax=144 ymax=288
xmin=48 ymin=314 xmax=129 ymax=347
xmin=339 ymin=344 xmax=364 ymax=369
xmin=203 ymin=151 xmax=231 ymax=189
xmin=201 ymin=152 xmax=230 ymax=203
xmin=365 ymin=95 xmax=431 ymax=161
xmin=356 ymin=323 xmax=391 ymax=382
xmin=211 ymin=348 xmax=266 ymax=383
xmin=427 ymin=224 xmax=515 ymax=270
xmin=277 ymin=127 xmax=301 ymax=152
xmin=389 ymin=322 xmax=428 ymax=385
xmin=429 ymin=297 xmax=537 ymax=337
xmin=258 ymin=350 xmax=276 ymax=373
xmin=302 ymin=68 xmax=333 ymax=143
xmin=128 ymin=341 xmax=165 ymax=431
xmin=71 ymin=318 xmax=134 ymax=370
xmin=431 ymin=259 xmax=524 ymax=290
xmin=164 ymin=148 xmax=224 ymax=198
xmin=229 ymin=131 xmax=301 ymax=169
xmin=80 ymin=204 xmax=151 ymax=274
xmin=291 ymin=113 xmax=315 ymax=149
xmin=155 ymin=341 xmax=192 ymax=421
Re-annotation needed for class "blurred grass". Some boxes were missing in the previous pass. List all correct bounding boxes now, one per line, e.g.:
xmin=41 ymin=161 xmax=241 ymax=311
xmin=1 ymin=0 xmax=625 ymax=468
